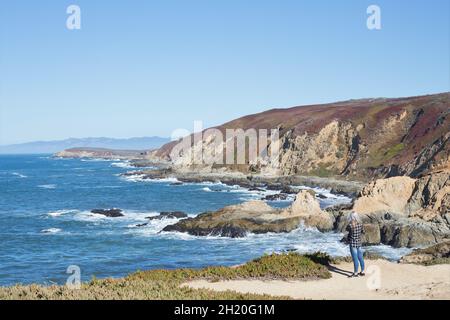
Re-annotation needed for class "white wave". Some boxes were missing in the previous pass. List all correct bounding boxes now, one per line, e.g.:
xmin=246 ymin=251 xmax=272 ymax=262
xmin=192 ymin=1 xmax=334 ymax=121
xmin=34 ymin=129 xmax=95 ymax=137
xmin=292 ymin=185 xmax=352 ymax=208
xmin=295 ymin=185 xmax=351 ymax=199
xmin=111 ymin=161 xmax=133 ymax=169
xmin=41 ymin=228 xmax=62 ymax=234
xmin=157 ymin=230 xmax=240 ymax=241
xmin=149 ymin=177 xmax=180 ymax=183
xmin=200 ymin=181 xmax=226 ymax=186
xmin=202 ymin=187 xmax=212 ymax=192
xmin=38 ymin=184 xmax=57 ymax=189
xmin=126 ymin=214 xmax=191 ymax=237
xmin=365 ymin=245 xmax=412 ymax=261
xmin=47 ymin=209 xmax=78 ymax=217
xmin=74 ymin=209 xmax=158 ymax=223
xmin=121 ymin=174 xmax=147 ymax=182
xmin=12 ymin=172 xmax=28 ymax=178
xmin=183 ymin=180 xmax=227 ymax=187
xmin=122 ymin=174 xmax=180 ymax=184
xmin=80 ymin=158 xmax=119 ymax=162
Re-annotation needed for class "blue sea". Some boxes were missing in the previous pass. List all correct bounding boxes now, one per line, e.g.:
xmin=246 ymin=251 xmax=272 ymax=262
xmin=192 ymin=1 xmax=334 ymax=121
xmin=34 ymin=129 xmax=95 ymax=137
xmin=0 ymin=155 xmax=411 ymax=286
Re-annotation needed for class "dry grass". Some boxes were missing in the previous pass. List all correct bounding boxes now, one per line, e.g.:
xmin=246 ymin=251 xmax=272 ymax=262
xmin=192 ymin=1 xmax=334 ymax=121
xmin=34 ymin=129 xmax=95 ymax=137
xmin=0 ymin=252 xmax=331 ymax=300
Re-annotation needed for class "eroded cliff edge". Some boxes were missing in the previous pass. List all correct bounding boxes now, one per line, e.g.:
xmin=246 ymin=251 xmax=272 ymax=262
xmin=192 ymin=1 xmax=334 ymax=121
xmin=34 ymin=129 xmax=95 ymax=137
xmin=153 ymin=92 xmax=449 ymax=180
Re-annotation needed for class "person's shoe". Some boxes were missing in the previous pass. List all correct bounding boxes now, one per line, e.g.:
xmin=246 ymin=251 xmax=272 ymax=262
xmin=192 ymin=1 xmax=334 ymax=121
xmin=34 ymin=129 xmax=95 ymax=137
xmin=348 ymin=273 xmax=358 ymax=278
xmin=359 ymin=272 xmax=365 ymax=276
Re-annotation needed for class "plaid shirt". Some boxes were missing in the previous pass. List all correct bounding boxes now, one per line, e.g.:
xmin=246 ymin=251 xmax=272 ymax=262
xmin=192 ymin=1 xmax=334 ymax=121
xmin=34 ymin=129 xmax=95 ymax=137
xmin=347 ymin=222 xmax=364 ymax=248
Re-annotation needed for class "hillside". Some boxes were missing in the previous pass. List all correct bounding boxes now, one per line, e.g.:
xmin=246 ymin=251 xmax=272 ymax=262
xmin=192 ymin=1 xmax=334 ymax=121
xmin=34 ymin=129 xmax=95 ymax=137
xmin=155 ymin=92 xmax=449 ymax=180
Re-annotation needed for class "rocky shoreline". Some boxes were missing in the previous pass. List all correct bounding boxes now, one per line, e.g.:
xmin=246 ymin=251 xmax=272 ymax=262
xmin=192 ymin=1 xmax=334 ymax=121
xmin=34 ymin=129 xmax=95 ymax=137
xmin=121 ymin=168 xmax=364 ymax=197
xmin=156 ymin=170 xmax=449 ymax=249
xmin=56 ymin=151 xmax=449 ymax=251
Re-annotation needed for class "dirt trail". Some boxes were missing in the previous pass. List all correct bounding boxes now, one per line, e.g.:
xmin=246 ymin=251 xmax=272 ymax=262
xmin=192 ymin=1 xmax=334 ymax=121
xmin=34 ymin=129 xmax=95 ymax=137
xmin=186 ymin=260 xmax=450 ymax=300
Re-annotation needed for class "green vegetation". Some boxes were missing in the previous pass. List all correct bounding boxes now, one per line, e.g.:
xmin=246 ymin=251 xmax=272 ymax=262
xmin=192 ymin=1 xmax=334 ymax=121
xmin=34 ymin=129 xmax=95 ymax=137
xmin=383 ymin=143 xmax=405 ymax=160
xmin=0 ymin=252 xmax=331 ymax=300
xmin=366 ymin=143 xmax=405 ymax=168
xmin=309 ymin=162 xmax=335 ymax=178
xmin=132 ymin=252 xmax=331 ymax=282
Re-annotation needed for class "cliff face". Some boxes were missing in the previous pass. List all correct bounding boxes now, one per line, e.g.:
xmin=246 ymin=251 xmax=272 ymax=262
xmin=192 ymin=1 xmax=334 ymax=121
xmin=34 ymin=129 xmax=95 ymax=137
xmin=353 ymin=171 xmax=449 ymax=221
xmin=156 ymin=93 xmax=449 ymax=180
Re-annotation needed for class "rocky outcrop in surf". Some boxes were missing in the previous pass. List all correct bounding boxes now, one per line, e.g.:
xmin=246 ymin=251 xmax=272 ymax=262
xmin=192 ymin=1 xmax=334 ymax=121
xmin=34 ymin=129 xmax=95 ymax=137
xmin=163 ymin=191 xmax=333 ymax=237
xmin=282 ymin=190 xmax=334 ymax=231
xmin=91 ymin=208 xmax=124 ymax=217
xmin=163 ymin=171 xmax=450 ymax=248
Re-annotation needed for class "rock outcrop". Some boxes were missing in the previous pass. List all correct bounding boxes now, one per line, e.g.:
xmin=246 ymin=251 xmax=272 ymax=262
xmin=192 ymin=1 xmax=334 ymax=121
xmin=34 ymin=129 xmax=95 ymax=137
xmin=163 ymin=191 xmax=331 ymax=237
xmin=147 ymin=211 xmax=188 ymax=220
xmin=353 ymin=171 xmax=449 ymax=219
xmin=333 ymin=210 xmax=449 ymax=248
xmin=353 ymin=176 xmax=416 ymax=215
xmin=91 ymin=208 xmax=124 ymax=217
xmin=282 ymin=190 xmax=334 ymax=231
xmin=332 ymin=171 xmax=450 ymax=247
xmin=406 ymin=171 xmax=450 ymax=221
xmin=400 ymin=241 xmax=450 ymax=264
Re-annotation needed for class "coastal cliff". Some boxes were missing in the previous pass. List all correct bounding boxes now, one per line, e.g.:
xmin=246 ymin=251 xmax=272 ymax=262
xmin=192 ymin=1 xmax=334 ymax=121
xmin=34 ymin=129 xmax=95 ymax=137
xmin=143 ymin=93 xmax=450 ymax=248
xmin=155 ymin=92 xmax=449 ymax=180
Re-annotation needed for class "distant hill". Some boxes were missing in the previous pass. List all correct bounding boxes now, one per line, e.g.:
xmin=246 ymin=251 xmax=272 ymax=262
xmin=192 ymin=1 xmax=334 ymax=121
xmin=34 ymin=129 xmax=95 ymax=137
xmin=54 ymin=148 xmax=149 ymax=160
xmin=0 ymin=137 xmax=170 ymax=154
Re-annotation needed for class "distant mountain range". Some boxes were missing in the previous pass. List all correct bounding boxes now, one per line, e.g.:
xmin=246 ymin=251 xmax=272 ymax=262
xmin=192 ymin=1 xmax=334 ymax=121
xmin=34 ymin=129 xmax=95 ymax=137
xmin=0 ymin=137 xmax=170 ymax=154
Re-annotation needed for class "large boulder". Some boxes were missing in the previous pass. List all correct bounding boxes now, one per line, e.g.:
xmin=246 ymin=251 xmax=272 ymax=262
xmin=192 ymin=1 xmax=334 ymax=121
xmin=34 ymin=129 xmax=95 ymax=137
xmin=380 ymin=221 xmax=439 ymax=248
xmin=362 ymin=224 xmax=381 ymax=245
xmin=282 ymin=190 xmax=333 ymax=231
xmin=342 ymin=171 xmax=450 ymax=248
xmin=162 ymin=192 xmax=333 ymax=238
xmin=353 ymin=176 xmax=416 ymax=215
xmin=162 ymin=200 xmax=304 ymax=238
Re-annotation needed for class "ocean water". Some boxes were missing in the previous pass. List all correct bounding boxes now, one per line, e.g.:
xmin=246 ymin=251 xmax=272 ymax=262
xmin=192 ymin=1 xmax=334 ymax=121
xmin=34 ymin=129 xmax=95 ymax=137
xmin=0 ymin=155 xmax=411 ymax=286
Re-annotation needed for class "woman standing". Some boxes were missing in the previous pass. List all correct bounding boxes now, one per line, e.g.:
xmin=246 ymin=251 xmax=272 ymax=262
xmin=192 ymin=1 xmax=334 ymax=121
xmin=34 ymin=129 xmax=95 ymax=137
xmin=347 ymin=212 xmax=365 ymax=278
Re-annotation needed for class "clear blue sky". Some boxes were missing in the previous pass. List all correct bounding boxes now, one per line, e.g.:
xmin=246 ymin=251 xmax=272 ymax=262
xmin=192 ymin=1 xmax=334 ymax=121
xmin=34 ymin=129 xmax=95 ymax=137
xmin=0 ymin=0 xmax=449 ymax=144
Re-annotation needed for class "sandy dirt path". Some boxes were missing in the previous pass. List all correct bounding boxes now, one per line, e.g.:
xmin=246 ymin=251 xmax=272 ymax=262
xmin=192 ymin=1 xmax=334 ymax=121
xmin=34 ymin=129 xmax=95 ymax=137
xmin=186 ymin=260 xmax=450 ymax=300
